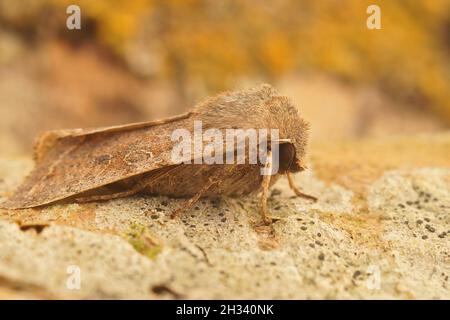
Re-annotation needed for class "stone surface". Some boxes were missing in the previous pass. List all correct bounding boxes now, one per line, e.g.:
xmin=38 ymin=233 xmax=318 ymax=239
xmin=0 ymin=133 xmax=449 ymax=299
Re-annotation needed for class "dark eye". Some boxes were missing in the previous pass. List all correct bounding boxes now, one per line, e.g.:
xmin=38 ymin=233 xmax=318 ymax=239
xmin=278 ymin=143 xmax=295 ymax=172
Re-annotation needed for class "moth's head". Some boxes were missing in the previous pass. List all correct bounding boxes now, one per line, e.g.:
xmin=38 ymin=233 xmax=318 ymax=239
xmin=265 ymin=94 xmax=309 ymax=174
xmin=194 ymin=83 xmax=310 ymax=173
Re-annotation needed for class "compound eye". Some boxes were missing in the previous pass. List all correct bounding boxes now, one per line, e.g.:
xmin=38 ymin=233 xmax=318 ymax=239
xmin=278 ymin=143 xmax=295 ymax=172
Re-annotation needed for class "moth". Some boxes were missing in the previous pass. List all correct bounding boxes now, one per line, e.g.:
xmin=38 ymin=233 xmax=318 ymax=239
xmin=1 ymin=84 xmax=316 ymax=223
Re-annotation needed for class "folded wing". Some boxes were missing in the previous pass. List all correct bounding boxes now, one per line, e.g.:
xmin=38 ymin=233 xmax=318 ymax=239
xmin=2 ymin=112 xmax=193 ymax=208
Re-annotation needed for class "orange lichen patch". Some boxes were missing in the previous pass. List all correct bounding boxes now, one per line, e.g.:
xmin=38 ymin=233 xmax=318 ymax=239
xmin=0 ymin=204 xmax=110 ymax=234
xmin=0 ymin=287 xmax=36 ymax=300
xmin=63 ymin=205 xmax=99 ymax=230
xmin=319 ymin=211 xmax=387 ymax=249
xmin=310 ymin=133 xmax=450 ymax=207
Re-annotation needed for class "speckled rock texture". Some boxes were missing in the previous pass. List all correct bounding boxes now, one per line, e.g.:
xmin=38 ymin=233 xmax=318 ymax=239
xmin=0 ymin=133 xmax=449 ymax=299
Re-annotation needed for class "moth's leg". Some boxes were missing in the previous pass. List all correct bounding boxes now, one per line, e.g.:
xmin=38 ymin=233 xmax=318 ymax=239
xmin=170 ymin=178 xmax=219 ymax=219
xmin=260 ymin=151 xmax=273 ymax=224
xmin=286 ymin=171 xmax=317 ymax=201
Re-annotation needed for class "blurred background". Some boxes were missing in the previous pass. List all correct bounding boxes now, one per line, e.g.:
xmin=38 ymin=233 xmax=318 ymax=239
xmin=0 ymin=0 xmax=449 ymax=155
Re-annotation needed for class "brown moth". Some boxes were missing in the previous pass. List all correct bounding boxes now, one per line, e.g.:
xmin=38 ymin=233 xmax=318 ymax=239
xmin=1 ymin=84 xmax=316 ymax=223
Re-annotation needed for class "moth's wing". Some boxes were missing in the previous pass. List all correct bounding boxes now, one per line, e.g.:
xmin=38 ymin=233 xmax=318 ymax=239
xmin=2 ymin=112 xmax=194 ymax=209
xmin=34 ymin=112 xmax=192 ymax=163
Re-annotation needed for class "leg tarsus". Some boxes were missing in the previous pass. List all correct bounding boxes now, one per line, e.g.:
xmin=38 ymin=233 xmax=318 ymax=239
xmin=286 ymin=171 xmax=317 ymax=201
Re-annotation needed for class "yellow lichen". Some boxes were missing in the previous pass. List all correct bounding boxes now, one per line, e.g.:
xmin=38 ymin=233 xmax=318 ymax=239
xmin=122 ymin=223 xmax=163 ymax=259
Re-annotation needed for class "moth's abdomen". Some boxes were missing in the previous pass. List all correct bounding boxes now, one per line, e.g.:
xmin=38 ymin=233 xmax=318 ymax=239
xmin=142 ymin=164 xmax=273 ymax=198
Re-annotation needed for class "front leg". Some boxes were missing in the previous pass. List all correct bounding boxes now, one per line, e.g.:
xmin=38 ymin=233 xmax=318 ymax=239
xmin=260 ymin=150 xmax=273 ymax=224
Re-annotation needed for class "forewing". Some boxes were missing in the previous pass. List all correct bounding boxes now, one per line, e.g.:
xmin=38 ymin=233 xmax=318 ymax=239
xmin=3 ymin=113 xmax=193 ymax=208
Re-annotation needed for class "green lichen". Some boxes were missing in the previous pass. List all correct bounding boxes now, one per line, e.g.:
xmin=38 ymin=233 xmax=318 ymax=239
xmin=122 ymin=223 xmax=162 ymax=259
